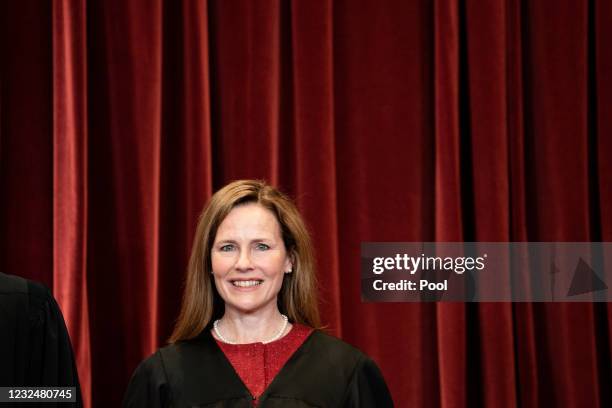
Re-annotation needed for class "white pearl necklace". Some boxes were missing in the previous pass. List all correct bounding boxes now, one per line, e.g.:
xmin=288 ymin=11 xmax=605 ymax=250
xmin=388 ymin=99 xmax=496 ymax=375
xmin=213 ymin=314 xmax=289 ymax=345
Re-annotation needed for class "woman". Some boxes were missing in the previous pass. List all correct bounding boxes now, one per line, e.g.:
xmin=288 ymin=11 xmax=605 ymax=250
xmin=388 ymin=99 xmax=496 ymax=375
xmin=123 ymin=180 xmax=394 ymax=407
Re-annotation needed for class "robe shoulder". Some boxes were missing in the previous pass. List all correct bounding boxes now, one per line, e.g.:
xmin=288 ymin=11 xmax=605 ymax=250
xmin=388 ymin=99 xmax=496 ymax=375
xmin=340 ymin=350 xmax=394 ymax=407
xmin=123 ymin=350 xmax=172 ymax=408
xmin=284 ymin=330 xmax=394 ymax=407
xmin=0 ymin=272 xmax=83 ymax=406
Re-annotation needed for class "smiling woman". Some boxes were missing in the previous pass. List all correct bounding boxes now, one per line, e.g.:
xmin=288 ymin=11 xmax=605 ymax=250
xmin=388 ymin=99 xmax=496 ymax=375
xmin=123 ymin=180 xmax=393 ymax=407
xmin=211 ymin=203 xmax=295 ymax=331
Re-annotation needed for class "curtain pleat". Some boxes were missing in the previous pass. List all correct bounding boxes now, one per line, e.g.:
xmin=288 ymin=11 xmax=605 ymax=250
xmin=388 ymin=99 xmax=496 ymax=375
xmin=433 ymin=2 xmax=467 ymax=408
xmin=86 ymin=0 xmax=165 ymax=404
xmin=1 ymin=0 xmax=611 ymax=407
xmin=288 ymin=0 xmax=342 ymax=336
xmin=0 ymin=0 xmax=53 ymax=284
xmin=154 ymin=0 xmax=213 ymax=351
xmin=598 ymin=0 xmax=612 ymax=243
xmin=506 ymin=2 xmax=539 ymax=406
xmin=463 ymin=1 xmax=517 ymax=406
xmin=208 ymin=0 xmax=280 ymax=182
xmin=597 ymin=0 xmax=612 ymax=399
xmin=525 ymin=2 xmax=600 ymax=407
xmin=52 ymin=1 xmax=91 ymax=407
xmin=333 ymin=2 xmax=439 ymax=406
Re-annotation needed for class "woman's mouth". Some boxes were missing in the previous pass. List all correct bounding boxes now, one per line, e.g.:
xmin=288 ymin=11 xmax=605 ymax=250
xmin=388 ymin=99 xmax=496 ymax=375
xmin=231 ymin=280 xmax=263 ymax=288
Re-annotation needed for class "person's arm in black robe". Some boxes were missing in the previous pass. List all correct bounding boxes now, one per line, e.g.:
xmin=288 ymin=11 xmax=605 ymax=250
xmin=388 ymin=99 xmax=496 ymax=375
xmin=0 ymin=272 xmax=83 ymax=407
xmin=123 ymin=351 xmax=172 ymax=408
xmin=341 ymin=355 xmax=394 ymax=407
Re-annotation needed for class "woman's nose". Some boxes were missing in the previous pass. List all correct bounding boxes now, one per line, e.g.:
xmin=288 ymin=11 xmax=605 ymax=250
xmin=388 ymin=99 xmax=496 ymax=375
xmin=235 ymin=249 xmax=253 ymax=271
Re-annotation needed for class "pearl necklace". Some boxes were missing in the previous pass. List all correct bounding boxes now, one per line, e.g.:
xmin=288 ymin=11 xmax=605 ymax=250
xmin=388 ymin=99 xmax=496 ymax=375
xmin=213 ymin=314 xmax=289 ymax=345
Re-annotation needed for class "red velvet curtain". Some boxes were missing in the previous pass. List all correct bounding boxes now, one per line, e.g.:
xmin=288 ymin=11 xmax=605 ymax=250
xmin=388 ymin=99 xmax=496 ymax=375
xmin=1 ymin=0 xmax=611 ymax=407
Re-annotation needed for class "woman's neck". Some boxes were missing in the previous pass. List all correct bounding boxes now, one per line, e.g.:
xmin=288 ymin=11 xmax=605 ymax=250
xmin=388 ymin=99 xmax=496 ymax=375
xmin=213 ymin=307 xmax=292 ymax=344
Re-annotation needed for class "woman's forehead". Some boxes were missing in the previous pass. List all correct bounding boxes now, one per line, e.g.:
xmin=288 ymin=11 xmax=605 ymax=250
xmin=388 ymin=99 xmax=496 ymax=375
xmin=215 ymin=203 xmax=281 ymax=239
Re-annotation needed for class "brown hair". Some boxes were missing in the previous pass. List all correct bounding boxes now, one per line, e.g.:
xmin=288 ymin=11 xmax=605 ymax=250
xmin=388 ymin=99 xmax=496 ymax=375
xmin=169 ymin=179 xmax=321 ymax=342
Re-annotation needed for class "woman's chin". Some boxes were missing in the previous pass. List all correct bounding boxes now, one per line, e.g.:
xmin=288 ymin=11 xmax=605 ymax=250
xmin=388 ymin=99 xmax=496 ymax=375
xmin=224 ymin=295 xmax=275 ymax=315
xmin=227 ymin=303 xmax=264 ymax=315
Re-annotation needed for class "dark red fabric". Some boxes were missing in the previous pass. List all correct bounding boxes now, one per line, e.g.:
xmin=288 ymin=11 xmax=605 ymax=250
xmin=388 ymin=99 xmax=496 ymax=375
xmin=215 ymin=323 xmax=313 ymax=403
xmin=1 ymin=1 xmax=611 ymax=407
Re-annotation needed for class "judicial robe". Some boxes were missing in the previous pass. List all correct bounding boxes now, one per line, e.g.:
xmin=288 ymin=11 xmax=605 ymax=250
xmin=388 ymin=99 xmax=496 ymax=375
xmin=123 ymin=328 xmax=394 ymax=407
xmin=0 ymin=272 xmax=82 ymax=407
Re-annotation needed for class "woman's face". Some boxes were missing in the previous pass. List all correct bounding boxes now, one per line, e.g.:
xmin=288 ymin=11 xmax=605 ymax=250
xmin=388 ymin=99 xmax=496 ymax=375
xmin=211 ymin=203 xmax=292 ymax=315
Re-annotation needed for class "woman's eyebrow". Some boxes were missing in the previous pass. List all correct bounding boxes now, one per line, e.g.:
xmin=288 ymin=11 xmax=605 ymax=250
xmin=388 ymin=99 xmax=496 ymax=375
xmin=251 ymin=237 xmax=274 ymax=242
xmin=214 ymin=239 xmax=238 ymax=244
xmin=215 ymin=237 xmax=275 ymax=244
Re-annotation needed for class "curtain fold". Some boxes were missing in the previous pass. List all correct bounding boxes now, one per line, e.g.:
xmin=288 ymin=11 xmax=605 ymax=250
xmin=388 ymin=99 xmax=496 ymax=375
xmin=1 ymin=0 xmax=611 ymax=407
xmin=154 ymin=0 xmax=213 ymax=355
xmin=289 ymin=0 xmax=342 ymax=335
xmin=52 ymin=1 xmax=91 ymax=407
xmin=433 ymin=2 xmax=467 ymax=407
xmin=597 ymin=3 xmax=612 ymax=401
xmin=86 ymin=0 xmax=165 ymax=403
xmin=0 ymin=0 xmax=53 ymax=285
xmin=209 ymin=0 xmax=280 ymax=182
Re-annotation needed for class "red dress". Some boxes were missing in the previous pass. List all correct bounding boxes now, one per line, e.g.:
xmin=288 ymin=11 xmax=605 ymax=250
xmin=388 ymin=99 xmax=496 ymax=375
xmin=214 ymin=323 xmax=314 ymax=406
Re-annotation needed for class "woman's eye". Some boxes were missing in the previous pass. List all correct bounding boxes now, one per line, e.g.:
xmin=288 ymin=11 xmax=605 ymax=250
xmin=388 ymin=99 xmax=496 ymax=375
xmin=219 ymin=244 xmax=235 ymax=252
xmin=255 ymin=243 xmax=270 ymax=251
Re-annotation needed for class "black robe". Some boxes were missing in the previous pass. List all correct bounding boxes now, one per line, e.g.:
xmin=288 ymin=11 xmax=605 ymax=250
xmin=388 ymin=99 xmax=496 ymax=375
xmin=0 ymin=272 xmax=82 ymax=407
xmin=123 ymin=328 xmax=394 ymax=407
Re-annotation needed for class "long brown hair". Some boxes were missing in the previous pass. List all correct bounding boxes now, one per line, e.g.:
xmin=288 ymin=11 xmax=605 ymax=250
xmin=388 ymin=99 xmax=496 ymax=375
xmin=169 ymin=180 xmax=321 ymax=342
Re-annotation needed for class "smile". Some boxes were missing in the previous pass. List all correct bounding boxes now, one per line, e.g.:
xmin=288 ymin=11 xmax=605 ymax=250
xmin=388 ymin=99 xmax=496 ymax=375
xmin=231 ymin=280 xmax=263 ymax=287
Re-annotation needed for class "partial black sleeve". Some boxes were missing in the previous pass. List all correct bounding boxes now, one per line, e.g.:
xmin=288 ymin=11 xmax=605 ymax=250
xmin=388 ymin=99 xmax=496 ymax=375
xmin=342 ymin=356 xmax=394 ymax=407
xmin=0 ymin=273 xmax=83 ymax=407
xmin=26 ymin=282 xmax=82 ymax=392
xmin=123 ymin=351 xmax=171 ymax=408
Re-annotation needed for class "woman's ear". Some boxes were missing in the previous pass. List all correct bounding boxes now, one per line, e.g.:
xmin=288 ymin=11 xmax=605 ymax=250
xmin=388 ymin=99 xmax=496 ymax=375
xmin=284 ymin=252 xmax=295 ymax=274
